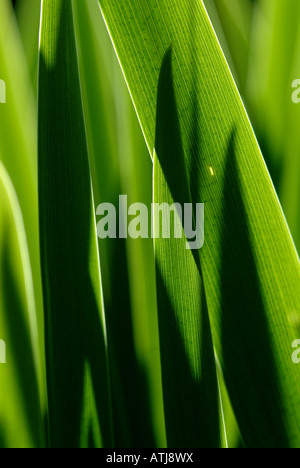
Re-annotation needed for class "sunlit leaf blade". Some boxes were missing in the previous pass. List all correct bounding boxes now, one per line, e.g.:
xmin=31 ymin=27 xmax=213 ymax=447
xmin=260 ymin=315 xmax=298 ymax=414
xmin=73 ymin=0 xmax=165 ymax=447
xmin=154 ymin=48 xmax=222 ymax=448
xmin=0 ymin=162 xmax=44 ymax=448
xmin=0 ymin=0 xmax=44 ymax=370
xmin=98 ymin=0 xmax=300 ymax=447
xmin=217 ymin=367 xmax=240 ymax=448
xmin=38 ymin=0 xmax=113 ymax=448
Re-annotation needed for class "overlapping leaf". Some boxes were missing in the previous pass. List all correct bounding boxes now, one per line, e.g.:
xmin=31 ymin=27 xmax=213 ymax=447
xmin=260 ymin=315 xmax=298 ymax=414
xmin=38 ymin=0 xmax=113 ymax=448
xmin=0 ymin=162 xmax=43 ymax=448
xmin=0 ymin=0 xmax=44 ymax=366
xmin=73 ymin=0 xmax=165 ymax=447
xmin=98 ymin=0 xmax=300 ymax=447
xmin=154 ymin=48 xmax=222 ymax=448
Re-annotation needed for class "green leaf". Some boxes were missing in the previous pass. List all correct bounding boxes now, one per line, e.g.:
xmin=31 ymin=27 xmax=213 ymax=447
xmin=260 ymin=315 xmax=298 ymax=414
xmin=38 ymin=0 xmax=113 ymax=448
xmin=0 ymin=161 xmax=44 ymax=448
xmin=0 ymin=0 xmax=44 ymax=373
xmin=98 ymin=0 xmax=300 ymax=447
xmin=73 ymin=0 xmax=165 ymax=447
xmin=154 ymin=47 xmax=222 ymax=448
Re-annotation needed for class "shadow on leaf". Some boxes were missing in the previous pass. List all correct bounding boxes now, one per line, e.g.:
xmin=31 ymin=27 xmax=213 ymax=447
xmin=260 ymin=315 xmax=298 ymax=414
xmin=220 ymin=129 xmax=289 ymax=448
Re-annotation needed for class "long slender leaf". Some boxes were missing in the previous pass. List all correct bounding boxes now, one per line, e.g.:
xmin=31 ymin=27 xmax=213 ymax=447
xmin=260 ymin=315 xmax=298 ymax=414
xmin=154 ymin=48 xmax=222 ymax=448
xmin=112 ymin=66 xmax=166 ymax=447
xmin=38 ymin=0 xmax=113 ymax=448
xmin=0 ymin=161 xmax=43 ymax=448
xmin=98 ymin=0 xmax=300 ymax=447
xmin=0 ymin=0 xmax=44 ymax=371
xmin=73 ymin=0 xmax=165 ymax=447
